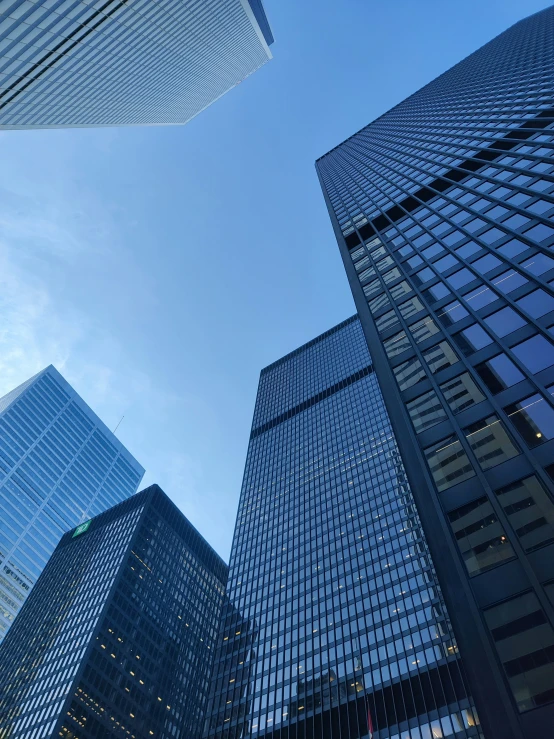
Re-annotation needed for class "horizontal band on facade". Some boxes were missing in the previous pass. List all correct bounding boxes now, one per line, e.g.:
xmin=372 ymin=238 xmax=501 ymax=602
xmin=250 ymin=364 xmax=373 ymax=439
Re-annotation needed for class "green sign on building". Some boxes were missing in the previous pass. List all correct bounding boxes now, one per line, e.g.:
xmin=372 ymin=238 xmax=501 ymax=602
xmin=72 ymin=520 xmax=91 ymax=538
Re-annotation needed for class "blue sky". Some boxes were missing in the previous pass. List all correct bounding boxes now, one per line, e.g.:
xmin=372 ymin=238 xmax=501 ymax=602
xmin=0 ymin=0 xmax=551 ymax=560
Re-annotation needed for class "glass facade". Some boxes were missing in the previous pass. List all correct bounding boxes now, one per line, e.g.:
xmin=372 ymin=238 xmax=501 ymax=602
xmin=0 ymin=365 xmax=144 ymax=644
xmin=204 ymin=317 xmax=483 ymax=739
xmin=316 ymin=8 xmax=554 ymax=738
xmin=0 ymin=0 xmax=273 ymax=128
xmin=0 ymin=485 xmax=228 ymax=739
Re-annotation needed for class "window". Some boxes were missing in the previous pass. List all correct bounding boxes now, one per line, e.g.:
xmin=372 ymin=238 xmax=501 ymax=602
xmin=484 ymin=307 xmax=527 ymax=338
xmin=424 ymin=282 xmax=451 ymax=304
xmin=453 ymin=324 xmax=494 ymax=356
xmin=447 ymin=268 xmax=475 ymax=289
xmin=475 ymin=354 xmax=524 ymax=394
xmin=354 ymin=256 xmax=370 ymax=272
xmin=393 ymin=357 xmax=426 ymax=391
xmin=376 ymin=310 xmax=400 ymax=333
xmin=497 ymin=238 xmax=528 ymax=258
xmin=455 ymin=241 xmax=481 ymax=259
xmin=422 ymin=243 xmax=444 ymax=260
xmin=495 ymin=476 xmax=554 ymax=552
xmin=363 ymin=279 xmax=381 ymax=298
xmin=398 ymin=296 xmax=424 ymax=320
xmin=423 ymin=435 xmax=475 ymax=492
xmin=516 ymin=289 xmax=554 ymax=318
xmin=448 ymin=497 xmax=514 ymax=576
xmin=359 ymin=267 xmax=377 ymax=283
xmin=407 ymin=390 xmax=446 ymax=433
xmin=504 ymin=393 xmax=554 ymax=448
xmin=413 ymin=267 xmax=435 ymax=285
xmin=422 ymin=341 xmax=459 ymax=373
xmin=521 ymin=254 xmax=554 ymax=276
xmin=390 ymin=280 xmax=411 ymax=300
xmin=545 ymin=581 xmax=554 ymax=607
xmin=408 ymin=255 xmax=423 ymax=268
xmin=440 ymin=373 xmax=485 ymax=414
xmin=511 ymin=335 xmax=554 ymax=374
xmin=472 ymin=254 xmax=502 ymax=275
xmin=409 ymin=317 xmax=440 ymax=344
xmin=437 ymin=301 xmax=469 ymax=326
xmin=493 ymin=270 xmax=528 ymax=294
xmin=384 ymin=332 xmax=411 ymax=359
xmin=464 ymin=415 xmax=519 ymax=471
xmin=480 ymin=227 xmax=505 ymax=244
xmin=377 ymin=256 xmax=395 ymax=271
xmin=463 ymin=284 xmax=498 ymax=310
xmin=434 ymin=254 xmax=458 ymax=273
xmin=524 ymin=222 xmax=554 ymax=244
xmin=483 ymin=592 xmax=554 ymax=712
xmin=369 ymin=293 xmax=390 ymax=314
xmin=383 ymin=267 xmax=402 ymax=284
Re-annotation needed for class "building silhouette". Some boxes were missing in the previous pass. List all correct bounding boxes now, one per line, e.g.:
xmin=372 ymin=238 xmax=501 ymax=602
xmin=0 ymin=0 xmax=273 ymax=128
xmin=204 ymin=318 xmax=483 ymax=739
xmin=0 ymin=365 xmax=144 ymax=643
xmin=316 ymin=8 xmax=554 ymax=739
xmin=0 ymin=484 xmax=228 ymax=739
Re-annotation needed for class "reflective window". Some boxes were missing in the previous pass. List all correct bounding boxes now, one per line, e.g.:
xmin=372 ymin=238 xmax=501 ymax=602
xmin=464 ymin=415 xmax=519 ymax=471
xmin=422 ymin=243 xmax=444 ymax=260
xmin=384 ymin=331 xmax=411 ymax=359
xmin=390 ymin=280 xmax=412 ymax=300
xmin=455 ymin=241 xmax=481 ymax=259
xmin=483 ymin=592 xmax=554 ymax=712
xmin=516 ymin=289 xmax=554 ymax=318
xmin=369 ymin=293 xmax=391 ymax=314
xmin=463 ymin=285 xmax=498 ymax=310
xmin=434 ymin=254 xmax=458 ymax=273
xmin=439 ymin=373 xmax=485 ymax=414
xmin=448 ymin=497 xmax=514 ymax=576
xmin=413 ymin=267 xmax=435 ymax=285
xmin=521 ymin=253 xmax=554 ymax=276
xmin=424 ymin=282 xmax=451 ymax=303
xmin=376 ymin=310 xmax=400 ymax=333
xmin=398 ymin=296 xmax=424 ymax=320
xmin=484 ymin=307 xmax=527 ymax=338
xmin=453 ymin=324 xmax=494 ymax=356
xmin=437 ymin=301 xmax=469 ymax=326
xmin=496 ymin=476 xmax=554 ymax=552
xmin=447 ymin=268 xmax=475 ymax=289
xmin=409 ymin=317 xmax=440 ymax=344
xmin=511 ymin=335 xmax=554 ymax=373
xmin=393 ymin=356 xmax=426 ymax=391
xmin=504 ymin=393 xmax=554 ymax=448
xmin=422 ymin=341 xmax=459 ymax=373
xmin=423 ymin=434 xmax=475 ymax=492
xmin=407 ymin=390 xmax=447 ymax=433
xmin=497 ymin=238 xmax=529 ymax=258
xmin=383 ymin=267 xmax=402 ymax=284
xmin=494 ymin=269 xmax=528 ymax=294
xmin=475 ymin=354 xmax=524 ymax=394
xmin=472 ymin=253 xmax=502 ymax=275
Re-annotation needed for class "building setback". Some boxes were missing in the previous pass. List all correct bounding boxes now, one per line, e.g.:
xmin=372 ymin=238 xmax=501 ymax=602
xmin=0 ymin=484 xmax=228 ymax=739
xmin=204 ymin=317 xmax=483 ymax=739
xmin=316 ymin=7 xmax=554 ymax=739
xmin=0 ymin=365 xmax=144 ymax=643
xmin=0 ymin=0 xmax=273 ymax=128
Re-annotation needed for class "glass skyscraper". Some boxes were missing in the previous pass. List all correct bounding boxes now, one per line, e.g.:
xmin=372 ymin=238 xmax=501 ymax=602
xmin=316 ymin=8 xmax=554 ymax=739
xmin=0 ymin=365 xmax=144 ymax=643
xmin=0 ymin=484 xmax=228 ymax=739
xmin=205 ymin=317 xmax=483 ymax=739
xmin=0 ymin=0 xmax=273 ymax=128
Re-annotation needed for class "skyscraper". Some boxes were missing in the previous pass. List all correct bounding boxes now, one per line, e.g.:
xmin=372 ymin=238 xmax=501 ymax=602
xmin=0 ymin=0 xmax=273 ymax=128
xmin=204 ymin=317 xmax=483 ymax=739
xmin=0 ymin=484 xmax=228 ymax=739
xmin=0 ymin=365 xmax=144 ymax=643
xmin=316 ymin=8 xmax=554 ymax=739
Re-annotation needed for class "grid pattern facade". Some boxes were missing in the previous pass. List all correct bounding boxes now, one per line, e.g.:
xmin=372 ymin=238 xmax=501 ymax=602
xmin=0 ymin=365 xmax=144 ymax=644
xmin=316 ymin=8 xmax=554 ymax=739
xmin=0 ymin=485 xmax=228 ymax=739
xmin=205 ymin=319 xmax=483 ymax=739
xmin=0 ymin=0 xmax=272 ymax=128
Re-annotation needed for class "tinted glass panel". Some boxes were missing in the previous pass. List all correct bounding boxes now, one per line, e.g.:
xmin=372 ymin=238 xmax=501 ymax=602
xmin=393 ymin=357 xmax=426 ymax=391
xmin=493 ymin=270 xmax=528 ymax=294
xmin=398 ymin=296 xmax=424 ymax=320
xmin=437 ymin=301 xmax=469 ymax=326
xmin=484 ymin=307 xmax=527 ymax=338
xmin=484 ymin=592 xmax=554 ymax=712
xmin=446 ymin=268 xmax=475 ymax=289
xmin=423 ymin=435 xmax=475 ymax=492
xmin=440 ymin=373 xmax=485 ymax=414
xmin=463 ymin=285 xmax=498 ymax=310
xmin=496 ymin=476 xmax=554 ymax=552
xmin=511 ymin=335 xmax=554 ymax=373
xmin=464 ymin=414 xmax=519 ymax=471
xmin=376 ymin=310 xmax=400 ymax=333
xmin=504 ymin=393 xmax=554 ymax=448
xmin=369 ymin=293 xmax=391 ymax=314
xmin=422 ymin=341 xmax=459 ymax=374
xmin=407 ymin=390 xmax=447 ymax=433
xmin=448 ymin=497 xmax=514 ymax=575
xmin=424 ymin=283 xmax=451 ymax=303
xmin=453 ymin=324 xmax=494 ymax=356
xmin=516 ymin=289 xmax=554 ymax=318
xmin=475 ymin=354 xmax=525 ymax=394
xmin=384 ymin=332 xmax=411 ymax=359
